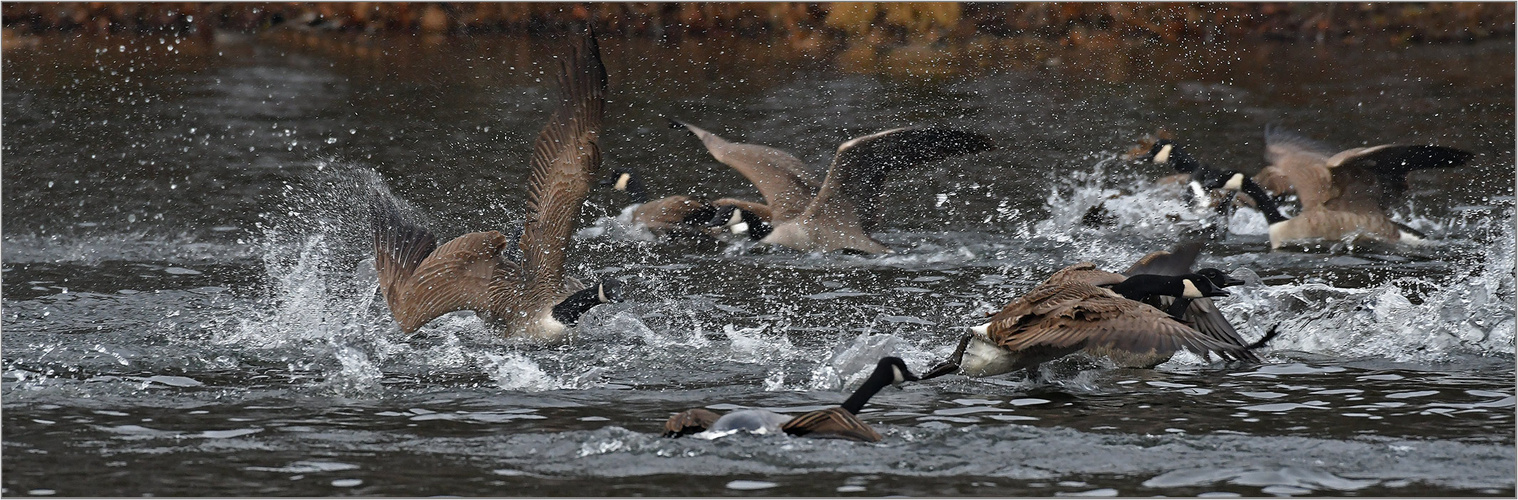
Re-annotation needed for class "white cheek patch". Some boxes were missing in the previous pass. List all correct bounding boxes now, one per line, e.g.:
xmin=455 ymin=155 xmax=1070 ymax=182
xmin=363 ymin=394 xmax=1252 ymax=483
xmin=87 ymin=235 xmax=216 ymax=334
xmin=1182 ymin=279 xmax=1203 ymax=299
xmin=597 ymin=283 xmax=609 ymax=303
xmin=891 ymin=366 xmax=905 ymax=384
xmin=613 ymin=173 xmax=631 ymax=191
xmin=970 ymin=322 xmax=991 ymax=336
xmin=726 ymin=209 xmax=744 ymax=227
xmin=1154 ymin=144 xmax=1173 ymax=163
xmin=1398 ymin=230 xmax=1426 ymax=245
xmin=1224 ymin=173 xmax=1244 ymax=191
xmin=730 ymin=222 xmax=750 ymax=235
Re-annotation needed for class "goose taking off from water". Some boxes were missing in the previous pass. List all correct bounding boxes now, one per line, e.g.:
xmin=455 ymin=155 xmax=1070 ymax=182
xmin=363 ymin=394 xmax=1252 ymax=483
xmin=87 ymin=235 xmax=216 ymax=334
xmin=601 ymin=168 xmax=772 ymax=241
xmin=663 ymin=357 xmax=919 ymax=442
xmin=368 ymin=30 xmax=616 ymax=341
xmin=1149 ymin=129 xmax=1472 ymax=250
xmin=921 ymin=259 xmax=1257 ymax=380
xmin=670 ymin=119 xmax=996 ymax=254
xmin=1119 ymin=240 xmax=1254 ymax=353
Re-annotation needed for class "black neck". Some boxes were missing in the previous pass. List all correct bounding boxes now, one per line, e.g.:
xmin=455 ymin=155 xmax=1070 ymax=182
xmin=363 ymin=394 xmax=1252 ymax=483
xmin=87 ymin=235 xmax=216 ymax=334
xmin=1238 ymin=178 xmax=1289 ymax=224
xmin=840 ymin=366 xmax=897 ymax=415
xmin=1165 ymin=296 xmax=1192 ymax=319
xmin=680 ymin=204 xmax=719 ymax=226
xmin=1109 ymin=274 xmax=1181 ymax=302
xmin=740 ymin=209 xmax=772 ymax=241
xmin=1168 ymin=149 xmax=1204 ymax=174
xmin=551 ymin=285 xmax=604 ymax=325
xmin=622 ymin=178 xmax=649 ymax=204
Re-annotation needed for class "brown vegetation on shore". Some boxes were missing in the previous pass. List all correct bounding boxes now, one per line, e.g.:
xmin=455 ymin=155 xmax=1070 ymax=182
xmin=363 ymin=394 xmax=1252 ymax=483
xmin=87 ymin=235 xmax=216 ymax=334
xmin=4 ymin=2 xmax=1513 ymax=47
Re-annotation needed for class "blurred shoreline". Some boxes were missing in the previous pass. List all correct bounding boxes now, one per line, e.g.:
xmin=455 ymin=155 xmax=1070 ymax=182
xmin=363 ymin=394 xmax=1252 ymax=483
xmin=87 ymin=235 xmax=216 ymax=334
xmin=4 ymin=2 xmax=1513 ymax=50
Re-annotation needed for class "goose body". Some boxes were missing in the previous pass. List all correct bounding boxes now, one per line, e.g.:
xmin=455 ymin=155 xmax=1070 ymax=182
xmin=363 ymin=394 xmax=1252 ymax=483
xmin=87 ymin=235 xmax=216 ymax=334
xmin=662 ymin=357 xmax=917 ymax=442
xmin=671 ymin=120 xmax=995 ymax=254
xmin=928 ymin=262 xmax=1253 ymax=379
xmin=368 ymin=31 xmax=615 ymax=341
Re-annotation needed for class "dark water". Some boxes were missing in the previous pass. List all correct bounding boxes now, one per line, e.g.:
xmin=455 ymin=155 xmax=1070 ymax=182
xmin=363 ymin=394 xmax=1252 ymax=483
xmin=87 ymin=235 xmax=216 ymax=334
xmin=3 ymin=32 xmax=1514 ymax=497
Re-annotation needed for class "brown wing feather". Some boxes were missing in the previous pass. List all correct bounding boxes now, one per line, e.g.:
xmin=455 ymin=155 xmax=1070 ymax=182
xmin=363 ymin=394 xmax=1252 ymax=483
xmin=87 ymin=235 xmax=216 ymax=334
xmin=520 ymin=31 xmax=607 ymax=291
xmin=1263 ymin=128 xmax=1337 ymax=209
xmin=631 ymin=196 xmax=708 ymax=231
xmin=781 ymin=407 xmax=883 ymax=442
xmin=711 ymin=198 xmax=772 ymax=222
xmin=1122 ymin=240 xmax=1203 ymax=277
xmin=671 ymin=120 xmax=820 ymax=221
xmin=1045 ymin=262 xmax=1127 ymax=287
xmin=663 ymin=408 xmax=721 ymax=438
xmin=804 ymin=127 xmax=995 ymax=232
xmin=987 ymin=281 xmax=1248 ymax=365
xmin=371 ymin=186 xmax=439 ymax=303
xmin=389 ymin=231 xmax=514 ymax=333
xmin=1326 ymin=144 xmax=1474 ymax=212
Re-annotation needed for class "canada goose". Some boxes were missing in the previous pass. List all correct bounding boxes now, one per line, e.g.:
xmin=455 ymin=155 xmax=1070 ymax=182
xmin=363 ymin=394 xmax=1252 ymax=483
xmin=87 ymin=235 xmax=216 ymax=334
xmin=368 ymin=31 xmax=616 ymax=341
xmin=1169 ymin=130 xmax=1472 ymax=249
xmin=920 ymin=262 xmax=1255 ymax=379
xmin=1134 ymin=138 xmax=1248 ymax=212
xmin=663 ymin=357 xmax=918 ymax=442
xmin=600 ymin=169 xmax=771 ymax=240
xmin=1118 ymin=240 xmax=1255 ymax=356
xmin=670 ymin=119 xmax=996 ymax=254
xmin=1255 ymin=126 xmax=1473 ymax=212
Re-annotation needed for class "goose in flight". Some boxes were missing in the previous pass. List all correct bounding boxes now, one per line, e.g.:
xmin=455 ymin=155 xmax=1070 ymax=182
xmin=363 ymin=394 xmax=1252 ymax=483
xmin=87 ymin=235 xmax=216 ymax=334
xmin=670 ymin=119 xmax=996 ymax=254
xmin=368 ymin=30 xmax=616 ymax=341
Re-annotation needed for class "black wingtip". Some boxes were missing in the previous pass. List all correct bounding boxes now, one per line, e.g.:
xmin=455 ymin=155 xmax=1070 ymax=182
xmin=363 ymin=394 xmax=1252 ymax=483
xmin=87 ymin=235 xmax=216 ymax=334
xmin=666 ymin=117 xmax=691 ymax=132
xmin=1246 ymin=322 xmax=1285 ymax=351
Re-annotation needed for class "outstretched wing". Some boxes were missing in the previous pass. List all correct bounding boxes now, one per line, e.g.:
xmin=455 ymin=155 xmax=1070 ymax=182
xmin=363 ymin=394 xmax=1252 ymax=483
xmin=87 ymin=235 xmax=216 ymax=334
xmin=806 ymin=127 xmax=995 ymax=232
xmin=371 ymin=184 xmax=439 ymax=298
xmin=1122 ymin=240 xmax=1204 ymax=277
xmin=1148 ymin=296 xmax=1258 ymax=362
xmin=669 ymin=119 xmax=821 ymax=221
xmin=1326 ymin=144 xmax=1473 ymax=211
xmin=781 ymin=407 xmax=883 ymax=442
xmin=519 ymin=30 xmax=607 ymax=289
xmin=710 ymin=198 xmax=773 ymax=221
xmin=371 ymin=185 xmax=515 ymax=332
xmin=1259 ymin=126 xmax=1337 ymax=208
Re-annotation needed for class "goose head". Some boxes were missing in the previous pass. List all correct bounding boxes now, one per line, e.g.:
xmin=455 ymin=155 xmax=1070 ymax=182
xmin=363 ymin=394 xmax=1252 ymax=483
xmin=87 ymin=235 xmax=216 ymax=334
xmin=1110 ymin=274 xmax=1230 ymax=302
xmin=550 ymin=279 xmax=623 ymax=326
xmin=839 ymin=357 xmax=919 ymax=415
xmin=1135 ymin=139 xmax=1203 ymax=174
xmin=706 ymin=205 xmax=771 ymax=240
xmin=1194 ymin=267 xmax=1245 ymax=288
xmin=599 ymin=170 xmax=647 ymax=203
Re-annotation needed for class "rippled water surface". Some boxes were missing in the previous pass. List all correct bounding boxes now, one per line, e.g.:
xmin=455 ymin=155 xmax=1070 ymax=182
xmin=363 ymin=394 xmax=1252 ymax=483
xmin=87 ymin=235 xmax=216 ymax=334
xmin=4 ymin=33 xmax=1515 ymax=496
